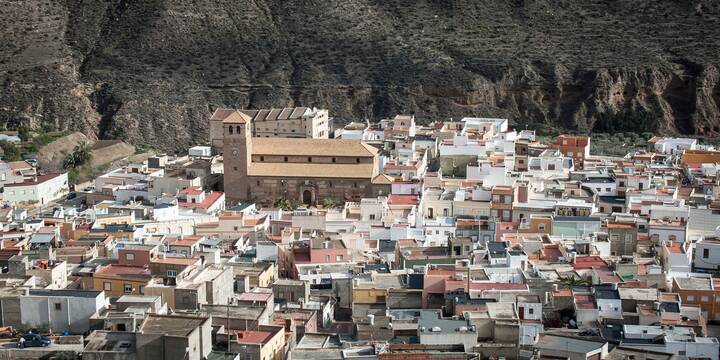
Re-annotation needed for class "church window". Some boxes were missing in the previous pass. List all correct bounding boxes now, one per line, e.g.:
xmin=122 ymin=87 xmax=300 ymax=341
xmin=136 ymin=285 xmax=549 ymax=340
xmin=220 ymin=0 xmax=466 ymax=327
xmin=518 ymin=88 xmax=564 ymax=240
xmin=236 ymin=126 xmax=241 ymax=133
xmin=228 ymin=126 xmax=234 ymax=135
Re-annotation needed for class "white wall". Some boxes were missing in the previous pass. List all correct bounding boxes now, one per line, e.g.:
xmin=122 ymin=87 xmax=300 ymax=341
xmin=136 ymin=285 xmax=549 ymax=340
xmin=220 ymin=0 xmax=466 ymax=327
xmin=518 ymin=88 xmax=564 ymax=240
xmin=20 ymin=293 xmax=105 ymax=334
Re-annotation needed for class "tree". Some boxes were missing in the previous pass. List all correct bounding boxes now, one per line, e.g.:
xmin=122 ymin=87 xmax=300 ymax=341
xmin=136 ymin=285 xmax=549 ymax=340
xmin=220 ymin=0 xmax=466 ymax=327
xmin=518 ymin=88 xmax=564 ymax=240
xmin=62 ymin=142 xmax=92 ymax=170
xmin=0 ymin=141 xmax=21 ymax=161
xmin=273 ymin=197 xmax=293 ymax=211
xmin=322 ymin=198 xmax=337 ymax=209
xmin=17 ymin=126 xmax=30 ymax=142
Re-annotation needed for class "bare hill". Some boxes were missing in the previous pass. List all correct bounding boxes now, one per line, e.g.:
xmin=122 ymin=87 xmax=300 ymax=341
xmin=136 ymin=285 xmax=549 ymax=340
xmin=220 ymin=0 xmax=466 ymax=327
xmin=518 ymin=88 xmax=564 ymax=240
xmin=1 ymin=0 xmax=719 ymax=150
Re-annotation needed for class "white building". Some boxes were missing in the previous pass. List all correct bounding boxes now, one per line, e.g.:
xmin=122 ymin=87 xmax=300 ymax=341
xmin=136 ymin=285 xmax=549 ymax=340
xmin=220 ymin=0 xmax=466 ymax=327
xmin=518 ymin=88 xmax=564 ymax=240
xmin=595 ymin=288 xmax=622 ymax=320
xmin=189 ymin=146 xmax=212 ymax=158
xmin=662 ymin=241 xmax=692 ymax=273
xmin=622 ymin=325 xmax=719 ymax=360
xmin=466 ymin=159 xmax=508 ymax=186
xmin=694 ymin=234 xmax=720 ymax=272
xmin=461 ymin=117 xmax=508 ymax=136
xmin=4 ymin=173 xmax=69 ymax=205
xmin=653 ymin=137 xmax=697 ymax=155
xmin=20 ymin=289 xmax=106 ymax=334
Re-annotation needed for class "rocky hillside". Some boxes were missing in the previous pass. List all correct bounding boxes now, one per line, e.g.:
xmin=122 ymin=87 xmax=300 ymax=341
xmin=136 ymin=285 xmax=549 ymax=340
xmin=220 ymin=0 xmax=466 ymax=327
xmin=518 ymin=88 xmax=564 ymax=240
xmin=1 ymin=0 xmax=719 ymax=150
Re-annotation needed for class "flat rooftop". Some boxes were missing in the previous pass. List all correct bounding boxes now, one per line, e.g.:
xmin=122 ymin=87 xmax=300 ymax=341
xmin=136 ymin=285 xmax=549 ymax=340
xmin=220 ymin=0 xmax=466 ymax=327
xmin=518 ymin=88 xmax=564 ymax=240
xmin=140 ymin=314 xmax=208 ymax=337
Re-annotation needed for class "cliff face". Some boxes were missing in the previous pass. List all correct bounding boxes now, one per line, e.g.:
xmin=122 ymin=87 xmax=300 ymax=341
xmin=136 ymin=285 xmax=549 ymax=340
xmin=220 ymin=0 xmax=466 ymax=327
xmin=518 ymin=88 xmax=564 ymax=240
xmin=1 ymin=0 xmax=719 ymax=150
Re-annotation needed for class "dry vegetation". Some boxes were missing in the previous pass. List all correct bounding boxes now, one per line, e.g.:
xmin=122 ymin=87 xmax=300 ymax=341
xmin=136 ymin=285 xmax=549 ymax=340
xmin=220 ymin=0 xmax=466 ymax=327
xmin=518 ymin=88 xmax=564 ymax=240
xmin=1 ymin=0 xmax=719 ymax=150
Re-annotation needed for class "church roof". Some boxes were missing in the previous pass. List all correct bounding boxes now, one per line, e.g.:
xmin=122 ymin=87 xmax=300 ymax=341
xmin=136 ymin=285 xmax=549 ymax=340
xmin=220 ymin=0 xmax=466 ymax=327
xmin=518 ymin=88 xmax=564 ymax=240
xmin=252 ymin=138 xmax=378 ymax=157
xmin=222 ymin=111 xmax=252 ymax=124
xmin=372 ymin=174 xmax=395 ymax=184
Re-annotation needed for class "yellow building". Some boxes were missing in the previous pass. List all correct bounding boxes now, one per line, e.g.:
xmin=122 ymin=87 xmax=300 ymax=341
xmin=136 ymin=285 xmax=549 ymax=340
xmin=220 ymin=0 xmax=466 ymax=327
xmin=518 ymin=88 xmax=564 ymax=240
xmin=228 ymin=261 xmax=276 ymax=289
xmin=231 ymin=325 xmax=285 ymax=360
xmin=93 ymin=265 xmax=152 ymax=297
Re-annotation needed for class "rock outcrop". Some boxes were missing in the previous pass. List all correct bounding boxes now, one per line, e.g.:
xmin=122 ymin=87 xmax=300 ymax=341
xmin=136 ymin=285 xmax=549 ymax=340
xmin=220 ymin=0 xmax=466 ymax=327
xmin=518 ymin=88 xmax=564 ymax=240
xmin=1 ymin=0 xmax=719 ymax=150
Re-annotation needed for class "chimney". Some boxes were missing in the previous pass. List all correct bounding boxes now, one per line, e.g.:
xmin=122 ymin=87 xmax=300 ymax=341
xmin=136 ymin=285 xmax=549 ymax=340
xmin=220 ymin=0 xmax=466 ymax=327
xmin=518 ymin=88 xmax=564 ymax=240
xmin=517 ymin=183 xmax=528 ymax=203
xmin=284 ymin=319 xmax=293 ymax=332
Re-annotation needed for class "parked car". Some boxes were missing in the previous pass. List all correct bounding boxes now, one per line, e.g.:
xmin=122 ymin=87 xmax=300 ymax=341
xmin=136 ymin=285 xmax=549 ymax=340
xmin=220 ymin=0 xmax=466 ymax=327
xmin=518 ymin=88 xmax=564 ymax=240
xmin=17 ymin=333 xmax=51 ymax=348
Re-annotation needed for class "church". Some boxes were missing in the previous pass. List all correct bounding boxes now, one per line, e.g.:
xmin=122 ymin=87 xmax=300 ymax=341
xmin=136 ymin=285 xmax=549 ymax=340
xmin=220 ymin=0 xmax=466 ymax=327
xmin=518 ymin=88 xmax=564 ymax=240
xmin=220 ymin=110 xmax=392 ymax=205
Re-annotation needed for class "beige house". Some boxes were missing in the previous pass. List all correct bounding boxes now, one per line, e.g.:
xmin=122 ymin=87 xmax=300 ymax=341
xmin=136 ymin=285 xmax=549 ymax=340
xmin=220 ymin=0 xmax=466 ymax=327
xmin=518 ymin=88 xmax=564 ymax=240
xmin=210 ymin=107 xmax=329 ymax=148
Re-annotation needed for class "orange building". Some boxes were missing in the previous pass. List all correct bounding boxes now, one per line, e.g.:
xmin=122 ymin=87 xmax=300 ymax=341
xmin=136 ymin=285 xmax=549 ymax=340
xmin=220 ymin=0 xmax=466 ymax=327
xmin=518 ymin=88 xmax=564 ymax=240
xmin=672 ymin=276 xmax=720 ymax=321
xmin=549 ymin=135 xmax=590 ymax=169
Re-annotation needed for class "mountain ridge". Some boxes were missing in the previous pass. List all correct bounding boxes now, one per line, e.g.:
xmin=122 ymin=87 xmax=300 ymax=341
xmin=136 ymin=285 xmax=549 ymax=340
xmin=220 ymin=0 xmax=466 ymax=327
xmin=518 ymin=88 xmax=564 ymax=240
xmin=1 ymin=0 xmax=719 ymax=150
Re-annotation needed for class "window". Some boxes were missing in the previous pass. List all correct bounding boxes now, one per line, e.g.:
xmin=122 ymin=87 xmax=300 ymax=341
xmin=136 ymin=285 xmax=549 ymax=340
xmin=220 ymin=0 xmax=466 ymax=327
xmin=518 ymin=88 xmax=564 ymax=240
xmin=124 ymin=284 xmax=133 ymax=293
xmin=356 ymin=158 xmax=360 ymax=163
xmin=336 ymin=255 xmax=343 ymax=261
xmin=538 ymin=224 xmax=546 ymax=232
xmin=260 ymin=156 xmax=264 ymax=161
xmin=54 ymin=303 xmax=61 ymax=311
xmin=704 ymin=248 xmax=710 ymax=259
xmin=686 ymin=295 xmax=695 ymax=302
xmin=234 ymin=226 xmax=238 ymax=231
xmin=308 ymin=157 xmax=312 ymax=162
xmin=325 ymin=255 xmax=330 ymax=262
xmin=669 ymin=235 xmax=677 ymax=242
xmin=528 ymin=308 xmax=534 ymax=315
xmin=369 ymin=214 xmax=376 ymax=220
xmin=332 ymin=157 xmax=336 ymax=163
xmin=167 ymin=270 xmax=177 ymax=278
xmin=103 ymin=282 xmax=112 ymax=291
xmin=284 ymin=156 xmax=288 ymax=162
xmin=605 ymin=188 xmax=611 ymax=192
xmin=228 ymin=126 xmax=234 ymax=134
xmin=701 ymin=296 xmax=710 ymax=303
xmin=125 ymin=253 xmax=135 ymax=261
xmin=233 ymin=166 xmax=238 ymax=171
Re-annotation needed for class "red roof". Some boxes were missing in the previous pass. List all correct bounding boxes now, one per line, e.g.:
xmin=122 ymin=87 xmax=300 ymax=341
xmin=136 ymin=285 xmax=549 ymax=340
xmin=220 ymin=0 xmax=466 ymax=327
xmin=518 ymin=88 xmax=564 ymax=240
xmin=388 ymin=194 xmax=419 ymax=206
xmin=469 ymin=282 xmax=528 ymax=291
xmin=5 ymin=173 xmax=65 ymax=187
xmin=231 ymin=330 xmax=275 ymax=345
xmin=665 ymin=242 xmax=685 ymax=254
xmin=238 ymin=292 xmax=273 ymax=302
xmin=151 ymin=257 xmax=199 ymax=266
xmin=574 ymin=294 xmax=597 ymax=309
xmin=573 ymin=256 xmax=609 ymax=270
xmin=179 ymin=186 xmax=203 ymax=195
xmin=94 ymin=265 xmax=151 ymax=279
xmin=178 ymin=191 xmax=224 ymax=210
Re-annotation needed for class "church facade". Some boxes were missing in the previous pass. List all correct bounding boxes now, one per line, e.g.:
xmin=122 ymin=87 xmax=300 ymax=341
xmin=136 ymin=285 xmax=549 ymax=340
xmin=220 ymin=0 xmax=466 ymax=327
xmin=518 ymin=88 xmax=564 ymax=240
xmin=221 ymin=110 xmax=391 ymax=205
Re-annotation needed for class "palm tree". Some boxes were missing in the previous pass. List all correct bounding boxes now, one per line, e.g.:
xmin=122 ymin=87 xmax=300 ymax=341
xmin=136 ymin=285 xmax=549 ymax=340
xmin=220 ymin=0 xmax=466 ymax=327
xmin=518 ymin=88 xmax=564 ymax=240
xmin=73 ymin=142 xmax=91 ymax=165
xmin=62 ymin=141 xmax=92 ymax=170
xmin=322 ymin=198 xmax=336 ymax=209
